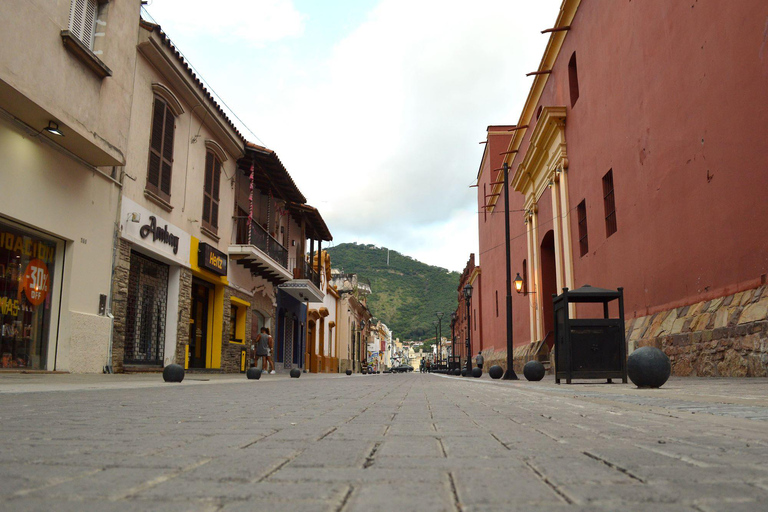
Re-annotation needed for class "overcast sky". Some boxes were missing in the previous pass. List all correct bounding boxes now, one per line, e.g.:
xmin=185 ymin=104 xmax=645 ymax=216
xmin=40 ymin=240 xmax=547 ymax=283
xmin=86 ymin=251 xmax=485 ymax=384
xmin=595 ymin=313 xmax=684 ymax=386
xmin=143 ymin=0 xmax=562 ymax=272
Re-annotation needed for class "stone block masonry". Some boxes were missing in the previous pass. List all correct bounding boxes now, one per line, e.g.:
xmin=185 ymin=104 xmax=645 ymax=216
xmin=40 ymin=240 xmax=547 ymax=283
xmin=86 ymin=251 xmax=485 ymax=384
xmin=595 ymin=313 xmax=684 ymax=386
xmin=476 ymin=286 xmax=768 ymax=378
xmin=626 ymin=286 xmax=768 ymax=377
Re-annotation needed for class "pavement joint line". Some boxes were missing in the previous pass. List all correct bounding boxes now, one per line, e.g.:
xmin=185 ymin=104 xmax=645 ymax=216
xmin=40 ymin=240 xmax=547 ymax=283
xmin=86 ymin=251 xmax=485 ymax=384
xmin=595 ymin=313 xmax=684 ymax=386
xmin=582 ymin=451 xmax=646 ymax=483
xmin=12 ymin=468 xmax=103 ymax=498
xmin=362 ymin=441 xmax=381 ymax=469
xmin=489 ymin=432 xmax=512 ymax=451
xmin=258 ymin=453 xmax=301 ymax=483
xmin=634 ymin=443 xmax=716 ymax=468
xmin=447 ymin=472 xmax=463 ymax=512
xmin=524 ymin=459 xmax=575 ymax=505
xmin=317 ymin=427 xmax=338 ymax=441
xmin=335 ymin=485 xmax=354 ymax=512
xmin=112 ymin=458 xmax=212 ymax=501
xmin=437 ymin=437 xmax=448 ymax=458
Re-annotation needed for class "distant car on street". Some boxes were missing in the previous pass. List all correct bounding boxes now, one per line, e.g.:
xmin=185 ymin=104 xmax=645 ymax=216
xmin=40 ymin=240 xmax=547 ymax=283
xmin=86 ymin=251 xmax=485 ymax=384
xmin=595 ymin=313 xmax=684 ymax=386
xmin=393 ymin=364 xmax=413 ymax=373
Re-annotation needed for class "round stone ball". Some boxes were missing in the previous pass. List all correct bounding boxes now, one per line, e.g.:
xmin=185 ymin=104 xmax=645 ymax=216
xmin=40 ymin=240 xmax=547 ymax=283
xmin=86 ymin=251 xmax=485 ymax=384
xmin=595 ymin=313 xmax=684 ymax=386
xmin=246 ymin=367 xmax=262 ymax=380
xmin=461 ymin=369 xmax=468 ymax=377
xmin=488 ymin=365 xmax=504 ymax=380
xmin=361 ymin=368 xmax=367 ymax=375
xmin=290 ymin=368 xmax=301 ymax=378
xmin=346 ymin=369 xmax=352 ymax=375
xmin=523 ymin=360 xmax=546 ymax=381
xmin=628 ymin=346 xmax=671 ymax=388
xmin=471 ymin=367 xmax=483 ymax=378
xmin=162 ymin=364 xmax=184 ymax=383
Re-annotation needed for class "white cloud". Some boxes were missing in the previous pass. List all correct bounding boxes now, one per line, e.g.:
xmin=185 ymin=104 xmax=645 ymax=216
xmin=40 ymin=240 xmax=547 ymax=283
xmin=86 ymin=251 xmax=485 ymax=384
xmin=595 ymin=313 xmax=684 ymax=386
xmin=144 ymin=0 xmax=305 ymax=46
xmin=143 ymin=0 xmax=562 ymax=271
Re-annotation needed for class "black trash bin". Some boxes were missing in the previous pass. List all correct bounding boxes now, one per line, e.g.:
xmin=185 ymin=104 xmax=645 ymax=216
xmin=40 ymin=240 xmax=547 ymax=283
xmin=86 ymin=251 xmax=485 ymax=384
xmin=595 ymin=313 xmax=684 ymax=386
xmin=553 ymin=285 xmax=628 ymax=384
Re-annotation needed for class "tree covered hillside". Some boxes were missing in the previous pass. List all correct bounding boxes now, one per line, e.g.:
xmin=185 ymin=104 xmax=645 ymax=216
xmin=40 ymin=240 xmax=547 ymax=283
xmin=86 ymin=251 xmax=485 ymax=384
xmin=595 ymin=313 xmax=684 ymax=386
xmin=326 ymin=243 xmax=460 ymax=341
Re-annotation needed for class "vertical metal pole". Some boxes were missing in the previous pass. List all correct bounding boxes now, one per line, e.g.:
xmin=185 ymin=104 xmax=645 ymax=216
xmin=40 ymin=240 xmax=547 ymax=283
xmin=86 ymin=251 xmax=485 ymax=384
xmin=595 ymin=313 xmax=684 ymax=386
xmin=465 ymin=296 xmax=472 ymax=375
xmin=503 ymin=163 xmax=520 ymax=380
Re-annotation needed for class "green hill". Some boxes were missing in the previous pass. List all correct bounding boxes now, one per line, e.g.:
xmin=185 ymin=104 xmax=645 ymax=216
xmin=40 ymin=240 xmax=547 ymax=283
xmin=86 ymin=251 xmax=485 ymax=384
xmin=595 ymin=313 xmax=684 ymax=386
xmin=326 ymin=243 xmax=460 ymax=342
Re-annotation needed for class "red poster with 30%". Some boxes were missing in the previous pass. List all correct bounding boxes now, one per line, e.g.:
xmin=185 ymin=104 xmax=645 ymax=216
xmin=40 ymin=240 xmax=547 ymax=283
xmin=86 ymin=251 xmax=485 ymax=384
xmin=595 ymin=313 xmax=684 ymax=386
xmin=22 ymin=259 xmax=50 ymax=307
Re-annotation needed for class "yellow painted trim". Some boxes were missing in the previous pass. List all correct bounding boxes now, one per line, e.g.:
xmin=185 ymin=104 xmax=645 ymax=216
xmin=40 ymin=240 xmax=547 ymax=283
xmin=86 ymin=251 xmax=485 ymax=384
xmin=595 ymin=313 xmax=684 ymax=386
xmin=230 ymin=296 xmax=250 ymax=307
xmin=190 ymin=237 xmax=229 ymax=286
xmin=184 ymin=345 xmax=189 ymax=370
xmin=208 ymin=284 xmax=224 ymax=368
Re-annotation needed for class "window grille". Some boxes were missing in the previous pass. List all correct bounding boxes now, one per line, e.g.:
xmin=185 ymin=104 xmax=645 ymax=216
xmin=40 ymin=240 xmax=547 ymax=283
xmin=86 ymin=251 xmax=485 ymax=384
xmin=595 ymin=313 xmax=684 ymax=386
xmin=603 ymin=169 xmax=617 ymax=237
xmin=577 ymin=200 xmax=588 ymax=256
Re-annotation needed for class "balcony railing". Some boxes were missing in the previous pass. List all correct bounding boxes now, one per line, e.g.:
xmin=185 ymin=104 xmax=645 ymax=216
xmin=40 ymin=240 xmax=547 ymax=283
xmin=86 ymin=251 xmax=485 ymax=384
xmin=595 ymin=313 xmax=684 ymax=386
xmin=232 ymin=216 xmax=288 ymax=269
xmin=289 ymin=257 xmax=321 ymax=289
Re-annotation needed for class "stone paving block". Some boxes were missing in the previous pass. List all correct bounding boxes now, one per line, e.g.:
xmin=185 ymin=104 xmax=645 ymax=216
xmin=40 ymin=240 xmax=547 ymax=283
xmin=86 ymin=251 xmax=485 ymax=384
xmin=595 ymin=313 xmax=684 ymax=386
xmin=136 ymin=478 xmax=349 ymax=502
xmin=451 ymin=467 xmax=562 ymax=506
xmin=221 ymin=499 xmax=337 ymax=512
xmin=287 ymin=439 xmax=372 ymax=468
xmin=0 ymin=496 xmax=219 ymax=512
xmin=267 ymin=466 xmax=446 ymax=484
xmin=376 ymin=436 xmax=443 ymax=458
xmin=344 ymin=481 xmax=454 ymax=512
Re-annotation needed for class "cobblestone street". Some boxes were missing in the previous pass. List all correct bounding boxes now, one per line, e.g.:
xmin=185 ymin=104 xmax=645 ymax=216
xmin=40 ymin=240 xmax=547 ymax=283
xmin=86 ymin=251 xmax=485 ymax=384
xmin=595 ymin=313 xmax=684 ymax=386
xmin=1 ymin=373 xmax=768 ymax=511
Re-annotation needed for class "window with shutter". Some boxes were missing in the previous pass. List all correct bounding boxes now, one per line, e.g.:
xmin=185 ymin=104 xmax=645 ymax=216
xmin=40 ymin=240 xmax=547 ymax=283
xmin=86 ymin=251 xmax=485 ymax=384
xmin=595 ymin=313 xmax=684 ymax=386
xmin=146 ymin=97 xmax=175 ymax=203
xmin=69 ymin=0 xmax=98 ymax=50
xmin=202 ymin=150 xmax=221 ymax=233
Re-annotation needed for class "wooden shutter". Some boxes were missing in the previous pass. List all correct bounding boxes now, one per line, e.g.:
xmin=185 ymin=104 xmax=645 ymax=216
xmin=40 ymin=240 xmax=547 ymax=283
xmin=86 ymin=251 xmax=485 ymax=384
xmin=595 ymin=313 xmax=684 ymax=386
xmin=69 ymin=0 xmax=97 ymax=49
xmin=202 ymin=151 xmax=221 ymax=232
xmin=146 ymin=97 xmax=174 ymax=203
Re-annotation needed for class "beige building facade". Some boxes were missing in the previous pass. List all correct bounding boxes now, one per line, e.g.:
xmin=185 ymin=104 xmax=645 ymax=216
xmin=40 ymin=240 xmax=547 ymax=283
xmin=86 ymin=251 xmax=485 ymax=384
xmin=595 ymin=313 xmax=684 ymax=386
xmin=0 ymin=0 xmax=142 ymax=372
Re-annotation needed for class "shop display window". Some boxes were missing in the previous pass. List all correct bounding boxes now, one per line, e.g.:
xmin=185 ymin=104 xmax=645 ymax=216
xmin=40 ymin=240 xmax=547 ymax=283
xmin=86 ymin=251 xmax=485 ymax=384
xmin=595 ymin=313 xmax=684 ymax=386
xmin=0 ymin=221 xmax=57 ymax=370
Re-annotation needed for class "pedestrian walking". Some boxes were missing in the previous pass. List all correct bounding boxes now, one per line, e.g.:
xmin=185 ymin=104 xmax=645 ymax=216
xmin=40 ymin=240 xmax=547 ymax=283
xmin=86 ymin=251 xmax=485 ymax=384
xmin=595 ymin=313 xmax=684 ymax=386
xmin=254 ymin=327 xmax=274 ymax=373
xmin=475 ymin=351 xmax=484 ymax=371
xmin=264 ymin=327 xmax=276 ymax=374
xmin=420 ymin=357 xmax=425 ymax=373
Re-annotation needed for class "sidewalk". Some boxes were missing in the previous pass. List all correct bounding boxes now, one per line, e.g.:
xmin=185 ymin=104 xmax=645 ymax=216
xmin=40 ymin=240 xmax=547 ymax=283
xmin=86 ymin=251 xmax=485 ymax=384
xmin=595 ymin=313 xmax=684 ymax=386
xmin=0 ymin=372 xmax=767 ymax=511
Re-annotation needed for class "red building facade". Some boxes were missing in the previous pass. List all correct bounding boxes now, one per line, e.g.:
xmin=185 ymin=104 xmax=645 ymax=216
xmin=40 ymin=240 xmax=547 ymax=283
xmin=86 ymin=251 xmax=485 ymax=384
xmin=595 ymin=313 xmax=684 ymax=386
xmin=474 ymin=0 xmax=768 ymax=376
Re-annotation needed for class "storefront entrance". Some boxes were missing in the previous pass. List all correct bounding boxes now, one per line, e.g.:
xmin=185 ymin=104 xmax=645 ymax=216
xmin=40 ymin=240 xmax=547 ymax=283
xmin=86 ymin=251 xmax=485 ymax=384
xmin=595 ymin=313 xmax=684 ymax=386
xmin=124 ymin=252 xmax=168 ymax=366
xmin=0 ymin=220 xmax=57 ymax=370
xmin=189 ymin=278 xmax=212 ymax=368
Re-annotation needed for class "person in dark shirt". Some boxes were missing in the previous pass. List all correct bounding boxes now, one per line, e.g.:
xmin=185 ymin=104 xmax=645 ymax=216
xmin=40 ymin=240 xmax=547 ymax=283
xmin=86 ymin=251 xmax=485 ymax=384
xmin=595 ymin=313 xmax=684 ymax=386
xmin=475 ymin=351 xmax=484 ymax=370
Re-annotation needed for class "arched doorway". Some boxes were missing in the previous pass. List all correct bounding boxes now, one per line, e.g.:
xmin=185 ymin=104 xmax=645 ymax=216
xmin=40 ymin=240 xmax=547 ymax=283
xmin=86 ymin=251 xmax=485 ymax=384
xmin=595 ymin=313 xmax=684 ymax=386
xmin=540 ymin=230 xmax=557 ymax=349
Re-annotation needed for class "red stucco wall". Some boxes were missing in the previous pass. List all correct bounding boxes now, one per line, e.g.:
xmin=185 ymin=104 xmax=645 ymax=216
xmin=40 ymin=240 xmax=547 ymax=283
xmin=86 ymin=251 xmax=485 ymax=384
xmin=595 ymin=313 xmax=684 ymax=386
xmin=501 ymin=0 xmax=768 ymax=328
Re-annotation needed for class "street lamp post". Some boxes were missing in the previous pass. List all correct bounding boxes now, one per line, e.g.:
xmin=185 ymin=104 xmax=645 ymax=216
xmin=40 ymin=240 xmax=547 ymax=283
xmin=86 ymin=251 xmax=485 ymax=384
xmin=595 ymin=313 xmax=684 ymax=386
xmin=502 ymin=162 xmax=520 ymax=380
xmin=436 ymin=312 xmax=443 ymax=370
xmin=463 ymin=283 xmax=473 ymax=376
xmin=432 ymin=320 xmax=438 ymax=369
xmin=450 ymin=311 xmax=457 ymax=371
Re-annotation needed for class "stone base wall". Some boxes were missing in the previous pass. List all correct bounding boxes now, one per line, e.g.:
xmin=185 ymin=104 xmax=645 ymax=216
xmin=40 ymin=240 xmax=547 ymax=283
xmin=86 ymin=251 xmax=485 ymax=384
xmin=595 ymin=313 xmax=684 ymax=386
xmin=175 ymin=268 xmax=192 ymax=366
xmin=479 ymin=285 xmax=768 ymax=378
xmin=626 ymin=286 xmax=768 ymax=377
xmin=110 ymin=238 xmax=132 ymax=373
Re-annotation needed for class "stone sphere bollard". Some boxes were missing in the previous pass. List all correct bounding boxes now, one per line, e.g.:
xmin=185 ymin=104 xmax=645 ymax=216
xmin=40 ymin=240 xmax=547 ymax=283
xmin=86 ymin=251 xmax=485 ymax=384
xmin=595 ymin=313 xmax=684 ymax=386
xmin=471 ymin=367 xmax=483 ymax=378
xmin=627 ymin=346 xmax=671 ymax=388
xmin=290 ymin=368 xmax=301 ymax=378
xmin=461 ymin=369 xmax=468 ymax=377
xmin=346 ymin=369 xmax=352 ymax=375
xmin=523 ymin=360 xmax=545 ymax=381
xmin=246 ymin=367 xmax=262 ymax=380
xmin=488 ymin=365 xmax=504 ymax=379
xmin=163 ymin=364 xmax=184 ymax=383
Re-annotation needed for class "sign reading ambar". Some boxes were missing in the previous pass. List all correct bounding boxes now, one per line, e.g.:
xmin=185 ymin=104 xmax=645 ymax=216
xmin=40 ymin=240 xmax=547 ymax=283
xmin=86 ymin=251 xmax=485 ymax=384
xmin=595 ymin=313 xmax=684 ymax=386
xmin=198 ymin=242 xmax=228 ymax=276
